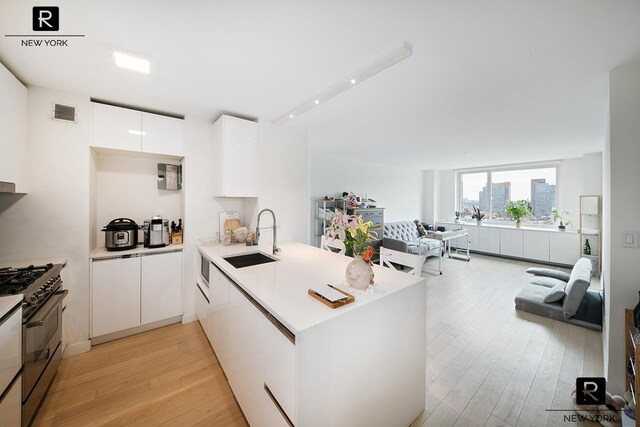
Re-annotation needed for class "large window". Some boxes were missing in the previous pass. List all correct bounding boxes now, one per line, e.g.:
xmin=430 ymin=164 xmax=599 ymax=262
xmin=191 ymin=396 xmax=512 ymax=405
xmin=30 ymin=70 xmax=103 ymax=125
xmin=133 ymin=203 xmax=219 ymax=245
xmin=458 ymin=165 xmax=558 ymax=224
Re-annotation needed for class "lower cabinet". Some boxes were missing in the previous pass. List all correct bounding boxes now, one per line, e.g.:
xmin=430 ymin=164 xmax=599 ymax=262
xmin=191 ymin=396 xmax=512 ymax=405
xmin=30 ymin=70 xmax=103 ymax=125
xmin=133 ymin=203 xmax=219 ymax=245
xmin=499 ymin=229 xmax=524 ymax=258
xmin=0 ymin=374 xmax=21 ymax=427
xmin=141 ymin=252 xmax=183 ymax=324
xmin=92 ymin=256 xmax=141 ymax=337
xmin=523 ymin=231 xmax=550 ymax=262
xmin=549 ymin=232 xmax=580 ymax=265
xmin=441 ymin=222 xmax=578 ymax=266
xmin=202 ymin=261 xmax=296 ymax=427
xmin=92 ymin=251 xmax=183 ymax=339
xmin=195 ymin=281 xmax=209 ymax=336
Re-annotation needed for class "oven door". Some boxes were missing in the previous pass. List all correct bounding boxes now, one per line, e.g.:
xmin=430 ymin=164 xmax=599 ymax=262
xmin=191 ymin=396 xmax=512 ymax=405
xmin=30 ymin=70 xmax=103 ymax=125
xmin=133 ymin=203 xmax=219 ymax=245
xmin=23 ymin=289 xmax=67 ymax=401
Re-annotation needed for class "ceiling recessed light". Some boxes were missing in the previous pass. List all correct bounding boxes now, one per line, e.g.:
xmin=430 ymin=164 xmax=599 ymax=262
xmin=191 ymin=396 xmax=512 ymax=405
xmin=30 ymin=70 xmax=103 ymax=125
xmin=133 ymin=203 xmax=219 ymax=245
xmin=128 ymin=130 xmax=146 ymax=136
xmin=113 ymin=51 xmax=150 ymax=74
xmin=273 ymin=42 xmax=413 ymax=124
xmin=465 ymin=153 xmax=472 ymax=156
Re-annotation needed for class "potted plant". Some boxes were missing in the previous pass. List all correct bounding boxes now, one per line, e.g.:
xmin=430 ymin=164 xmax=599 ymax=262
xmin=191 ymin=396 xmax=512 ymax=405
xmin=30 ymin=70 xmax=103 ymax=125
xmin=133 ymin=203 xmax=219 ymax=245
xmin=505 ymin=200 xmax=532 ymax=228
xmin=471 ymin=206 xmax=485 ymax=224
xmin=551 ymin=209 xmax=572 ymax=231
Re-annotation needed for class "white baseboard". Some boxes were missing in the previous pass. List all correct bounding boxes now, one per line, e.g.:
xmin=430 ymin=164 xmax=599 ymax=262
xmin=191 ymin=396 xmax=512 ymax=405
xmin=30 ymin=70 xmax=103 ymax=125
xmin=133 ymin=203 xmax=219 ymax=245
xmin=182 ymin=312 xmax=197 ymax=323
xmin=63 ymin=340 xmax=91 ymax=358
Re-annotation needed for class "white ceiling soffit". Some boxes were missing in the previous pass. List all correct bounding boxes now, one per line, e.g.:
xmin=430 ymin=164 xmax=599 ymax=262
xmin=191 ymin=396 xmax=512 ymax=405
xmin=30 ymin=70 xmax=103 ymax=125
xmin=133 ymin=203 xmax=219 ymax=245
xmin=273 ymin=42 xmax=413 ymax=124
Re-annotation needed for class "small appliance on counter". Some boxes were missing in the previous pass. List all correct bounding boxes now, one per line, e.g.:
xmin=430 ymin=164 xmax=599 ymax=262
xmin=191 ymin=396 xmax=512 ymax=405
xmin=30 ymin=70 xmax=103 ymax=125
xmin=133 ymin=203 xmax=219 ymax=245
xmin=102 ymin=218 xmax=139 ymax=251
xmin=144 ymin=215 xmax=170 ymax=248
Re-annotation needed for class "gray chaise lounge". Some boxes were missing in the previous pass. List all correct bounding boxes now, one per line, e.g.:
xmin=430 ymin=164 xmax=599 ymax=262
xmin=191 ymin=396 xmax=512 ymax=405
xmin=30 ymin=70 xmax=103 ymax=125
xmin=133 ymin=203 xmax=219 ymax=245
xmin=514 ymin=257 xmax=602 ymax=331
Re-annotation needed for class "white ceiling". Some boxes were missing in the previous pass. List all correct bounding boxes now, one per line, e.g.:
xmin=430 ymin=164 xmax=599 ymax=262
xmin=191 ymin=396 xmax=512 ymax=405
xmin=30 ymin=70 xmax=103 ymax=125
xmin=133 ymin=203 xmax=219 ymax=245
xmin=1 ymin=0 xmax=639 ymax=170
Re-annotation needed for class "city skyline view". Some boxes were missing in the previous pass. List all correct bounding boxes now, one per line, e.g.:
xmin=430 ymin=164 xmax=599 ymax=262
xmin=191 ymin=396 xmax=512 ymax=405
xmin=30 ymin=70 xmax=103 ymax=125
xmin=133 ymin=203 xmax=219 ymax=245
xmin=460 ymin=167 xmax=558 ymax=222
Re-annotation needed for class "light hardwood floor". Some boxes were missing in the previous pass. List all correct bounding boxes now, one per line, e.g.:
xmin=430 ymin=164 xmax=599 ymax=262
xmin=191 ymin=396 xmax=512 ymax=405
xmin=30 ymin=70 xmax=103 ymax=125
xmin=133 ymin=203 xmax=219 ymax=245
xmin=415 ymin=254 xmax=602 ymax=427
xmin=34 ymin=253 xmax=602 ymax=427
xmin=33 ymin=322 xmax=247 ymax=426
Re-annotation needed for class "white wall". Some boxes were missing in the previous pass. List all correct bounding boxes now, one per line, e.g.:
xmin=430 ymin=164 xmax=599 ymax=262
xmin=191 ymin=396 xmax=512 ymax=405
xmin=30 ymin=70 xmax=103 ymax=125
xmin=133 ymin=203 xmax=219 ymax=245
xmin=251 ymin=122 xmax=309 ymax=245
xmin=93 ymin=152 xmax=183 ymax=246
xmin=0 ymin=86 xmax=91 ymax=351
xmin=181 ymin=118 xmax=309 ymax=321
xmin=423 ymin=170 xmax=439 ymax=224
xmin=309 ymin=151 xmax=424 ymax=243
xmin=603 ymin=61 xmax=640 ymax=394
xmin=434 ymin=156 xmax=602 ymax=225
xmin=437 ymin=170 xmax=456 ymax=222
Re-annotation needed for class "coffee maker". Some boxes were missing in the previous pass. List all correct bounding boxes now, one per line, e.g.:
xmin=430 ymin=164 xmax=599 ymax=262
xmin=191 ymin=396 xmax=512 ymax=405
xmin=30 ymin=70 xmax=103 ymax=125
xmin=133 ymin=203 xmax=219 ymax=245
xmin=144 ymin=215 xmax=170 ymax=248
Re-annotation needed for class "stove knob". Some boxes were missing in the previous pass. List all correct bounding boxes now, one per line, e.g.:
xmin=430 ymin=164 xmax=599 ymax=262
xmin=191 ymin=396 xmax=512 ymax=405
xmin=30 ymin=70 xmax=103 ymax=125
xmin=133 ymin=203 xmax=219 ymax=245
xmin=28 ymin=294 xmax=38 ymax=304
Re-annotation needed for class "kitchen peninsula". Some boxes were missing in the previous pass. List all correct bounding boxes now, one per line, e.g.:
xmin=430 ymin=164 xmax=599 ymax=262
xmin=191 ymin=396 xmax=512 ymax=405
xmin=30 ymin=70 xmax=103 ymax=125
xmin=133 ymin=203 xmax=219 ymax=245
xmin=196 ymin=241 xmax=426 ymax=427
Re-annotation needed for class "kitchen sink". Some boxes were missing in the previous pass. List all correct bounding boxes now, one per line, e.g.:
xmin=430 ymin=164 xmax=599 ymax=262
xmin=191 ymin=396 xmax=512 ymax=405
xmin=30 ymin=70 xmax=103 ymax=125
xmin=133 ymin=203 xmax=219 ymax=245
xmin=223 ymin=252 xmax=278 ymax=269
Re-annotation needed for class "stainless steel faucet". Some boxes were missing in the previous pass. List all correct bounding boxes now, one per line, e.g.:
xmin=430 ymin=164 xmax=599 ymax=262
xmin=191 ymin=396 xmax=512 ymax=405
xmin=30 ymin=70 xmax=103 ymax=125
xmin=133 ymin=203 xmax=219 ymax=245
xmin=256 ymin=208 xmax=280 ymax=255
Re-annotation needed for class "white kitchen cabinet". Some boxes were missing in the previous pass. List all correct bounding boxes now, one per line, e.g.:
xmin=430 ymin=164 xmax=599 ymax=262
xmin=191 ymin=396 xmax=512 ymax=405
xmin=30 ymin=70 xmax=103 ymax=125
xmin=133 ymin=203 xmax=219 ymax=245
xmin=500 ymin=228 xmax=524 ymax=258
xmin=195 ymin=281 xmax=208 ymax=335
xmin=523 ymin=231 xmax=550 ymax=262
xmin=262 ymin=386 xmax=293 ymax=427
xmin=211 ymin=115 xmax=258 ymax=197
xmin=209 ymin=265 xmax=230 ymax=368
xmin=0 ymin=375 xmax=21 ymax=427
xmin=91 ymin=103 xmax=184 ymax=157
xmin=550 ymin=232 xmax=580 ymax=266
xmin=0 ymin=303 xmax=21 ymax=395
xmin=0 ymin=62 xmax=28 ymax=193
xmin=474 ymin=225 xmax=501 ymax=253
xmin=91 ymin=250 xmax=183 ymax=340
xmin=92 ymin=256 xmax=141 ymax=337
xmin=227 ymin=283 xmax=265 ymax=426
xmin=141 ymin=251 xmax=183 ymax=324
xmin=263 ymin=313 xmax=296 ymax=425
xmin=91 ymin=103 xmax=142 ymax=152
xmin=141 ymin=112 xmax=183 ymax=156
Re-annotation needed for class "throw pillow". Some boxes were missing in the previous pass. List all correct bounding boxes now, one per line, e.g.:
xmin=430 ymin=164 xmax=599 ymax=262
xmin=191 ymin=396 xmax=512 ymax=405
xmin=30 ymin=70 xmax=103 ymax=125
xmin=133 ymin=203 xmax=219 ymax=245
xmin=529 ymin=276 xmax=568 ymax=288
xmin=543 ymin=282 xmax=566 ymax=303
xmin=526 ymin=267 xmax=570 ymax=282
xmin=414 ymin=219 xmax=427 ymax=237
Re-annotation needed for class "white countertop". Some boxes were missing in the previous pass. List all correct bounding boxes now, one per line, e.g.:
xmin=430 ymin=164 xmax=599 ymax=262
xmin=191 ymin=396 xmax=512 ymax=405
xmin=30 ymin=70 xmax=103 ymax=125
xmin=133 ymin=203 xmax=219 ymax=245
xmin=0 ymin=295 xmax=22 ymax=320
xmin=0 ymin=257 xmax=68 ymax=269
xmin=438 ymin=220 xmax=579 ymax=233
xmin=197 ymin=241 xmax=425 ymax=334
xmin=90 ymin=244 xmax=184 ymax=260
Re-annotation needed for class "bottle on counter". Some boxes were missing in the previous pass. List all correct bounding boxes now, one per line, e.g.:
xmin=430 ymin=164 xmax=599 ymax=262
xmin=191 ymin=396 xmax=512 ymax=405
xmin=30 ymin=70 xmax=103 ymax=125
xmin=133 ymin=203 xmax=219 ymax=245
xmin=584 ymin=239 xmax=591 ymax=255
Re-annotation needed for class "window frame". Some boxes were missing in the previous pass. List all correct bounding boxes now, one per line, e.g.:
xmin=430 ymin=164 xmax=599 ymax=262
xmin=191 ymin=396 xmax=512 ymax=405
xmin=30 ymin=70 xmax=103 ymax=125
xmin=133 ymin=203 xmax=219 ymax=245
xmin=456 ymin=161 xmax=561 ymax=226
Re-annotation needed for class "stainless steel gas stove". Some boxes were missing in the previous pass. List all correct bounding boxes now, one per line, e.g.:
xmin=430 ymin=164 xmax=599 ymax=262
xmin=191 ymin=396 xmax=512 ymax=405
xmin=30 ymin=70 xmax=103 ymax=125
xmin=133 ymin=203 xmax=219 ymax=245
xmin=0 ymin=263 xmax=68 ymax=426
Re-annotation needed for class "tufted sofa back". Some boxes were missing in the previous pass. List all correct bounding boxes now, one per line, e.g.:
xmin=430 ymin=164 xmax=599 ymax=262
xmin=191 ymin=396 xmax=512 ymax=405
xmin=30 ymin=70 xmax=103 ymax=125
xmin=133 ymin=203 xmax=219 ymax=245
xmin=383 ymin=221 xmax=420 ymax=241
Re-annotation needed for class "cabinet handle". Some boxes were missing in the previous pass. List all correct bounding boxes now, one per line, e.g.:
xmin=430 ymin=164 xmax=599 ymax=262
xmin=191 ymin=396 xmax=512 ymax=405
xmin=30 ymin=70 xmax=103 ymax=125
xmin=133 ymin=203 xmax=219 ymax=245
xmin=264 ymin=384 xmax=295 ymax=427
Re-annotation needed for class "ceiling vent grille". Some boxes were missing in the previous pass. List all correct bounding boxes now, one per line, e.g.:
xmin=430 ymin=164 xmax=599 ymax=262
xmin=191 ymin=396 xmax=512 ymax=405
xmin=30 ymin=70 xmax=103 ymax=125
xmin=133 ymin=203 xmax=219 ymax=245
xmin=52 ymin=103 xmax=77 ymax=123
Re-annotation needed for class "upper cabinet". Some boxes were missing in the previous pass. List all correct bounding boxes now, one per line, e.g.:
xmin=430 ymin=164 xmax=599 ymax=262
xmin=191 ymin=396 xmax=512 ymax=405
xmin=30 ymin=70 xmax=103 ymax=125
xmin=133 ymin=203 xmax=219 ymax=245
xmin=141 ymin=112 xmax=183 ymax=157
xmin=0 ymin=62 xmax=28 ymax=193
xmin=91 ymin=102 xmax=183 ymax=157
xmin=211 ymin=115 xmax=258 ymax=197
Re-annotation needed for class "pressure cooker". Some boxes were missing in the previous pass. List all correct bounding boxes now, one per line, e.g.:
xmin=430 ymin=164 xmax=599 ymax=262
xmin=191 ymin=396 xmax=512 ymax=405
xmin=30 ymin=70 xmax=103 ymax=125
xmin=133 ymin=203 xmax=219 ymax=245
xmin=102 ymin=218 xmax=139 ymax=251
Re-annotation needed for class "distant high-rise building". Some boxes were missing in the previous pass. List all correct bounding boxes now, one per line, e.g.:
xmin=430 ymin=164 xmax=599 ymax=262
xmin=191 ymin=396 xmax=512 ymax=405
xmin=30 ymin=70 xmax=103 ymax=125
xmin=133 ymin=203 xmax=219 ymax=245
xmin=478 ymin=182 xmax=511 ymax=217
xmin=531 ymin=178 xmax=556 ymax=218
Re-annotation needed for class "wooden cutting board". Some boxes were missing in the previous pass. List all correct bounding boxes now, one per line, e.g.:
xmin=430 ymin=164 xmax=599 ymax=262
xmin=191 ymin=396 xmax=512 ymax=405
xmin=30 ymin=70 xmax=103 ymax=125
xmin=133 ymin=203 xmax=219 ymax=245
xmin=219 ymin=211 xmax=241 ymax=235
